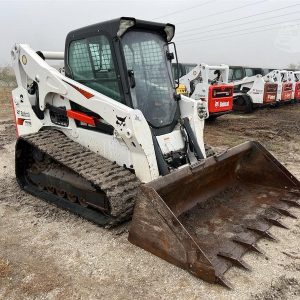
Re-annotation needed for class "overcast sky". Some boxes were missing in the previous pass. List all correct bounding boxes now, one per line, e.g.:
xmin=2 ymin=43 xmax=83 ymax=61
xmin=1 ymin=0 xmax=300 ymax=68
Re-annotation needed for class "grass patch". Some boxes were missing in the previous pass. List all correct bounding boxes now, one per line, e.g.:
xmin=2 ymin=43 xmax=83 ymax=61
xmin=0 ymin=258 xmax=11 ymax=278
xmin=0 ymin=87 xmax=13 ymax=119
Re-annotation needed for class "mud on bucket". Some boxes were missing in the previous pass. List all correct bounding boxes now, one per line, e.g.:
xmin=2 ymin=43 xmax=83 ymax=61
xmin=128 ymin=141 xmax=300 ymax=288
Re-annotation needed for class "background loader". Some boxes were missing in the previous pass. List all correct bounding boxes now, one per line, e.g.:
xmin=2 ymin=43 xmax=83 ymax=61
xmin=11 ymin=17 xmax=300 ymax=288
xmin=178 ymin=63 xmax=233 ymax=120
xmin=269 ymin=70 xmax=293 ymax=103
xmin=288 ymin=70 xmax=300 ymax=102
xmin=233 ymin=71 xmax=278 ymax=113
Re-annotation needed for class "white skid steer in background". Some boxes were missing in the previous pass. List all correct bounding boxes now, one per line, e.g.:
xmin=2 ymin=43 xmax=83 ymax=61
xmin=288 ymin=70 xmax=300 ymax=102
xmin=268 ymin=70 xmax=293 ymax=103
xmin=233 ymin=71 xmax=278 ymax=113
xmin=178 ymin=63 xmax=233 ymax=120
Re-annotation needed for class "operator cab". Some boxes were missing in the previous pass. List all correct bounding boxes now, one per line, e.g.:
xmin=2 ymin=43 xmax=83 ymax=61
xmin=229 ymin=66 xmax=275 ymax=82
xmin=65 ymin=17 xmax=178 ymax=134
xmin=228 ymin=66 xmax=244 ymax=82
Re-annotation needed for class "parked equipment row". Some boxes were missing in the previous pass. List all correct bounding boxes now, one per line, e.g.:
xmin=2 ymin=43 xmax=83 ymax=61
xmin=174 ymin=63 xmax=299 ymax=117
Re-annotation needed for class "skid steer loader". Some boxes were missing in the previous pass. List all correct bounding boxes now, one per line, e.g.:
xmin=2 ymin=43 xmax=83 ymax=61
xmin=269 ymin=70 xmax=293 ymax=103
xmin=233 ymin=72 xmax=278 ymax=113
xmin=178 ymin=63 xmax=233 ymax=119
xmin=11 ymin=17 xmax=300 ymax=288
xmin=288 ymin=70 xmax=300 ymax=102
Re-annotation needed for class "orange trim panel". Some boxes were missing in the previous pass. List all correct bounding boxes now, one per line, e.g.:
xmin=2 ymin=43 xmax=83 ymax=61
xmin=67 ymin=110 xmax=96 ymax=126
xmin=17 ymin=118 xmax=25 ymax=125
xmin=63 ymin=80 xmax=94 ymax=99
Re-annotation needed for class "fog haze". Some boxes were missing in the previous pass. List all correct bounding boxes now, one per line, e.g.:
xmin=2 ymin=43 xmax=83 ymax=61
xmin=1 ymin=0 xmax=300 ymax=68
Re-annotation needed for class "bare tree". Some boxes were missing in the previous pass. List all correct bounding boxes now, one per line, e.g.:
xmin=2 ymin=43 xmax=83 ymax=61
xmin=287 ymin=63 xmax=300 ymax=70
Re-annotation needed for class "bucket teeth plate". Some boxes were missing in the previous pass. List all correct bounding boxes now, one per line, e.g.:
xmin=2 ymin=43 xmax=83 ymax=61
xmin=263 ymin=216 xmax=288 ymax=229
xmin=246 ymin=224 xmax=277 ymax=241
xmin=129 ymin=141 xmax=300 ymax=288
xmin=232 ymin=235 xmax=264 ymax=255
xmin=271 ymin=206 xmax=298 ymax=219
xmin=216 ymin=275 xmax=234 ymax=289
xmin=280 ymin=198 xmax=300 ymax=208
xmin=217 ymin=251 xmax=252 ymax=271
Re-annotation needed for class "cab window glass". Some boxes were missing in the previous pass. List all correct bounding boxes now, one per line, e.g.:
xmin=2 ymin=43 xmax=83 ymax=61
xmin=245 ymin=68 xmax=254 ymax=77
xmin=228 ymin=69 xmax=233 ymax=81
xmin=233 ymin=68 xmax=244 ymax=80
xmin=69 ymin=35 xmax=123 ymax=102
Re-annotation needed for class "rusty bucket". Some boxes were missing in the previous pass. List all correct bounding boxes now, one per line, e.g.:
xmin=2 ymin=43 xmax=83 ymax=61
xmin=128 ymin=141 xmax=300 ymax=288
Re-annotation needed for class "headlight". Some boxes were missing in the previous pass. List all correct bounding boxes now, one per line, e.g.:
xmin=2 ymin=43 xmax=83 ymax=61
xmin=117 ymin=18 xmax=136 ymax=37
xmin=197 ymin=102 xmax=208 ymax=119
xmin=164 ymin=24 xmax=175 ymax=42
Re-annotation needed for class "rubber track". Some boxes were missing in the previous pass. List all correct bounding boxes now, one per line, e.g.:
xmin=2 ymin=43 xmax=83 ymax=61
xmin=21 ymin=129 xmax=141 ymax=225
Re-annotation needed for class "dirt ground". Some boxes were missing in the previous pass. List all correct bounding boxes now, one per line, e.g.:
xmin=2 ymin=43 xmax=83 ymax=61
xmin=0 ymin=88 xmax=299 ymax=299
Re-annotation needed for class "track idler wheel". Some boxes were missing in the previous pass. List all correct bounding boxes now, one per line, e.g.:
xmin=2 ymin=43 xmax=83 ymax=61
xmin=56 ymin=189 xmax=66 ymax=198
xmin=233 ymin=94 xmax=253 ymax=113
xmin=47 ymin=186 xmax=56 ymax=194
xmin=79 ymin=197 xmax=88 ymax=207
xmin=67 ymin=194 xmax=78 ymax=203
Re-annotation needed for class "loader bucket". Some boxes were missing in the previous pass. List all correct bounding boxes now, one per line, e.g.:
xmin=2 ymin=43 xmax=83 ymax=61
xmin=129 ymin=141 xmax=300 ymax=288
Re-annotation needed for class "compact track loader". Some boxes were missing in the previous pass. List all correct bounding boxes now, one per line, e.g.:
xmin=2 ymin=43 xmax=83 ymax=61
xmin=233 ymin=72 xmax=278 ymax=113
xmin=268 ymin=70 xmax=293 ymax=103
xmin=178 ymin=63 xmax=233 ymax=119
xmin=288 ymin=70 xmax=300 ymax=102
xmin=11 ymin=17 xmax=300 ymax=288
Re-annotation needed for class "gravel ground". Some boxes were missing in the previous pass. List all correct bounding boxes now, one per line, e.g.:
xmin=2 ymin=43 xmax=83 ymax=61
xmin=0 ymin=97 xmax=299 ymax=299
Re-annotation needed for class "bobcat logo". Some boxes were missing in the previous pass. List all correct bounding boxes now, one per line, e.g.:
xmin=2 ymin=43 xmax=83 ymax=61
xmin=116 ymin=116 xmax=127 ymax=127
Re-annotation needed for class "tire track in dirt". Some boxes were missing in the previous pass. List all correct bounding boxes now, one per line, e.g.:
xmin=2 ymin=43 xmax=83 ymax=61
xmin=0 ymin=120 xmax=15 ymax=150
xmin=252 ymin=276 xmax=300 ymax=300
xmin=0 ymin=102 xmax=299 ymax=299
